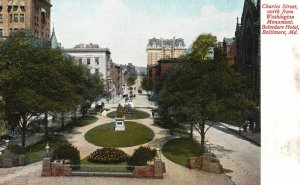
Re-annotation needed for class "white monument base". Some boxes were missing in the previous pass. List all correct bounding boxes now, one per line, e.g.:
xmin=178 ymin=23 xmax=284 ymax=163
xmin=115 ymin=118 xmax=125 ymax=131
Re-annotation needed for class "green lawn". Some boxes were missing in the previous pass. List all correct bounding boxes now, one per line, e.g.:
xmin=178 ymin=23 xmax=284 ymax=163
xmin=84 ymin=122 xmax=155 ymax=147
xmin=162 ymin=137 xmax=203 ymax=167
xmin=11 ymin=135 xmax=71 ymax=164
xmin=62 ymin=115 xmax=98 ymax=132
xmin=107 ymin=110 xmax=150 ymax=119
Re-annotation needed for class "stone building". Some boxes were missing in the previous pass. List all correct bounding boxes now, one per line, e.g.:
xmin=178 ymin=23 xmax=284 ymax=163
xmin=235 ymin=0 xmax=260 ymax=106
xmin=0 ymin=0 xmax=52 ymax=41
xmin=146 ymin=37 xmax=186 ymax=66
xmin=64 ymin=43 xmax=113 ymax=91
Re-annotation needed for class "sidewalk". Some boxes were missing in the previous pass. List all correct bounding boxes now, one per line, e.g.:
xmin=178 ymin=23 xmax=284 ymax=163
xmin=217 ymin=122 xmax=261 ymax=146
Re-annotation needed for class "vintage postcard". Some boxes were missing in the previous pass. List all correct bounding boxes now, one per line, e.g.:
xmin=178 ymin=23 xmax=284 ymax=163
xmin=0 ymin=0 xmax=298 ymax=185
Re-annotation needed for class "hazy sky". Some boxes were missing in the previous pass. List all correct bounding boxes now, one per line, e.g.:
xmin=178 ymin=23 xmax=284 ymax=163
xmin=52 ymin=0 xmax=244 ymax=67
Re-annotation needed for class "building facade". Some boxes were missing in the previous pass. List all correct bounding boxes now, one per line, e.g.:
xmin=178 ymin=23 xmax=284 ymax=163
xmin=149 ymin=58 xmax=178 ymax=88
xmin=235 ymin=0 xmax=260 ymax=106
xmin=64 ymin=43 xmax=112 ymax=90
xmin=0 ymin=0 xmax=52 ymax=40
xmin=146 ymin=37 xmax=186 ymax=66
xmin=110 ymin=62 xmax=135 ymax=95
xmin=222 ymin=37 xmax=237 ymax=65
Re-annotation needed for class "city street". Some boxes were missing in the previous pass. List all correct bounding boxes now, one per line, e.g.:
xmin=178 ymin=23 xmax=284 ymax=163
xmin=196 ymin=125 xmax=260 ymax=185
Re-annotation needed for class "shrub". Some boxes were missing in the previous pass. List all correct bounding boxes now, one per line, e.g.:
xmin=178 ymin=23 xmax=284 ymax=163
xmin=138 ymin=89 xmax=142 ymax=93
xmin=7 ymin=143 xmax=25 ymax=154
xmin=87 ymin=147 xmax=129 ymax=164
xmin=154 ymin=118 xmax=173 ymax=129
xmin=52 ymin=144 xmax=80 ymax=167
xmin=127 ymin=146 xmax=157 ymax=166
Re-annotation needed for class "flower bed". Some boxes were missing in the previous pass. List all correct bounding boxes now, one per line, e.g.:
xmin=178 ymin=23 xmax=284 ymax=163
xmin=87 ymin=148 xmax=129 ymax=164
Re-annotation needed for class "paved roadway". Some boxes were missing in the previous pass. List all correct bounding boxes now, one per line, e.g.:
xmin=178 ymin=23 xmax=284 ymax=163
xmin=195 ymin=125 xmax=260 ymax=185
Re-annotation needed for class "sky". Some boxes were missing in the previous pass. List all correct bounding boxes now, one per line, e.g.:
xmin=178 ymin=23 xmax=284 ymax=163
xmin=51 ymin=0 xmax=244 ymax=67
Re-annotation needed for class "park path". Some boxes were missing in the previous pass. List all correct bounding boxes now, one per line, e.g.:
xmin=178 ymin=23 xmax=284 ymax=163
xmin=0 ymin=93 xmax=234 ymax=185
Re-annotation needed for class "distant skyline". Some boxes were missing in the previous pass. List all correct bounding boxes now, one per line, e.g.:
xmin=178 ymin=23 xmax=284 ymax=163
xmin=52 ymin=0 xmax=244 ymax=67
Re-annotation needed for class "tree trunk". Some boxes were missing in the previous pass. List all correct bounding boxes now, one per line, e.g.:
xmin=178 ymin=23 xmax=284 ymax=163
xmin=44 ymin=112 xmax=48 ymax=137
xmin=73 ymin=109 xmax=77 ymax=121
xmin=200 ymin=121 xmax=205 ymax=152
xmin=61 ymin=115 xmax=65 ymax=130
xmin=21 ymin=116 xmax=27 ymax=148
xmin=190 ymin=122 xmax=194 ymax=139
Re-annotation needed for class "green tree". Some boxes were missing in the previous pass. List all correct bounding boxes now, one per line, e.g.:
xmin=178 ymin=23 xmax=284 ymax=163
xmin=141 ymin=75 xmax=152 ymax=92
xmin=0 ymin=31 xmax=47 ymax=147
xmin=78 ymin=69 xmax=105 ymax=117
xmin=0 ymin=30 xmax=86 ymax=146
xmin=159 ymin=57 xmax=256 ymax=151
xmin=192 ymin=33 xmax=217 ymax=60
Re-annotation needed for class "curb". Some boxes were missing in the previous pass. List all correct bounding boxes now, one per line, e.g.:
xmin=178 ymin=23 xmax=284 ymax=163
xmin=219 ymin=123 xmax=261 ymax=147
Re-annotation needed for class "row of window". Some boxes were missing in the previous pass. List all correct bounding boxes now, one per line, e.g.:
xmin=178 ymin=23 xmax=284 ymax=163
xmin=88 ymin=68 xmax=100 ymax=75
xmin=8 ymin=13 xmax=25 ymax=23
xmin=7 ymin=6 xmax=25 ymax=13
xmin=0 ymin=28 xmax=22 ymax=37
xmin=78 ymin=58 xmax=100 ymax=66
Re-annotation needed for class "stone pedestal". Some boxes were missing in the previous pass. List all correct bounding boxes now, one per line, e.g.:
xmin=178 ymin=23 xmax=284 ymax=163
xmin=115 ymin=118 xmax=125 ymax=131
xmin=42 ymin=158 xmax=52 ymax=176
xmin=154 ymin=159 xmax=166 ymax=179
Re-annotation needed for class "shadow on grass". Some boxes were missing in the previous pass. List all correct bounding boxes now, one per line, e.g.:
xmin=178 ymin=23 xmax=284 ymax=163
xmin=60 ymin=115 xmax=98 ymax=134
xmin=10 ymin=135 xmax=70 ymax=164
xmin=162 ymin=137 xmax=203 ymax=167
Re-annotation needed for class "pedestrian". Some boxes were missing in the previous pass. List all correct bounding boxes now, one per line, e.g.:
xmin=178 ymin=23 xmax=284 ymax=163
xmin=152 ymin=111 xmax=154 ymax=118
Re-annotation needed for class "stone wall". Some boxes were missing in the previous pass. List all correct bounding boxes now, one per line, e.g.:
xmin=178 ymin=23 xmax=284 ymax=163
xmin=133 ymin=159 xmax=166 ymax=179
xmin=0 ymin=150 xmax=27 ymax=168
xmin=41 ymin=158 xmax=72 ymax=176
xmin=187 ymin=153 xmax=224 ymax=174
xmin=42 ymin=158 xmax=166 ymax=178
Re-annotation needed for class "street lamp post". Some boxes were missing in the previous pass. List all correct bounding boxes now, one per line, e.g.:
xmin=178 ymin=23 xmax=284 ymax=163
xmin=205 ymin=140 xmax=210 ymax=152
xmin=45 ymin=143 xmax=50 ymax=158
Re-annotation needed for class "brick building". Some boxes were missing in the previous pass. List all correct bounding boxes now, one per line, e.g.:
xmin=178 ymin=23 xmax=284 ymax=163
xmin=149 ymin=58 xmax=179 ymax=88
xmin=146 ymin=37 xmax=186 ymax=66
xmin=110 ymin=62 xmax=135 ymax=95
xmin=222 ymin=37 xmax=237 ymax=65
xmin=0 ymin=0 xmax=52 ymax=41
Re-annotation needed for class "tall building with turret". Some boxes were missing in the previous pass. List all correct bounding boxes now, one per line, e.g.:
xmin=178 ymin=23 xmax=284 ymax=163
xmin=235 ymin=0 xmax=260 ymax=106
xmin=146 ymin=37 xmax=186 ymax=66
xmin=0 ymin=0 xmax=52 ymax=41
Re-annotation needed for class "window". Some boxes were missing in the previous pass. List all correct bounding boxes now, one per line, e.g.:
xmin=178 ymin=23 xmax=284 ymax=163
xmin=78 ymin=58 xmax=82 ymax=65
xmin=87 ymin=58 xmax=91 ymax=65
xmin=95 ymin=69 xmax=99 ymax=75
xmin=9 ymin=14 xmax=13 ymax=23
xmin=0 ymin=29 xmax=3 ymax=37
xmin=13 ymin=6 xmax=18 ymax=12
xmin=95 ymin=58 xmax=99 ymax=65
xmin=0 ymin=14 xmax=3 ymax=23
xmin=13 ymin=14 xmax=18 ymax=22
xmin=20 ymin=14 xmax=25 ymax=23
